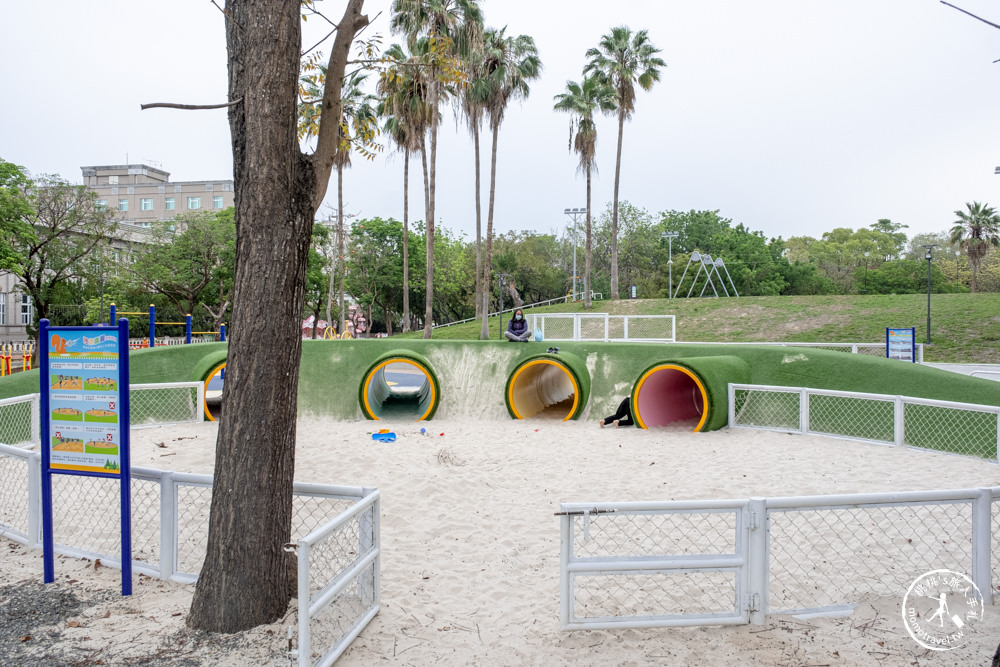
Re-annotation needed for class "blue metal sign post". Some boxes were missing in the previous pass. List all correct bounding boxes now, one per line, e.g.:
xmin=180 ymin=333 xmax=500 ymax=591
xmin=40 ymin=318 xmax=132 ymax=595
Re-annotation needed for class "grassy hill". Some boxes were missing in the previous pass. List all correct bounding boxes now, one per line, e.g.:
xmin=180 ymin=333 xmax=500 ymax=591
xmin=419 ymin=293 xmax=1000 ymax=363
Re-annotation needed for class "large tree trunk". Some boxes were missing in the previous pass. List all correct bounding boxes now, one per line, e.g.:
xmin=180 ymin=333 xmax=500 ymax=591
xmin=189 ymin=0 xmax=367 ymax=633
xmin=402 ymin=147 xmax=410 ymax=332
xmin=610 ymin=111 xmax=625 ymax=300
xmin=585 ymin=167 xmax=593 ymax=310
xmin=480 ymin=123 xmax=499 ymax=340
xmin=473 ymin=121 xmax=483 ymax=319
xmin=190 ymin=0 xmax=313 ymax=632
xmin=424 ymin=79 xmax=439 ymax=338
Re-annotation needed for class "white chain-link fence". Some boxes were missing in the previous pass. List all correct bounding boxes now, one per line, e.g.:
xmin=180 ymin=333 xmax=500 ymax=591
xmin=729 ymin=384 xmax=1000 ymax=461
xmin=559 ymin=487 xmax=999 ymax=629
xmin=528 ymin=314 xmax=676 ymax=342
xmin=0 ymin=394 xmax=39 ymax=447
xmin=0 ymin=386 xmax=379 ymax=667
xmin=294 ymin=487 xmax=380 ymax=667
xmin=0 ymin=385 xmax=203 ymax=452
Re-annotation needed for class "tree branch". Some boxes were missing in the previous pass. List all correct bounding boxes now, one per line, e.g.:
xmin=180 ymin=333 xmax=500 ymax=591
xmin=940 ymin=1 xmax=1000 ymax=30
xmin=140 ymin=100 xmax=242 ymax=111
xmin=311 ymin=0 xmax=369 ymax=211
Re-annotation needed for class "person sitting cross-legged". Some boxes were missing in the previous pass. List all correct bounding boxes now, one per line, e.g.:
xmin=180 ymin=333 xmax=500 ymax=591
xmin=504 ymin=309 xmax=532 ymax=342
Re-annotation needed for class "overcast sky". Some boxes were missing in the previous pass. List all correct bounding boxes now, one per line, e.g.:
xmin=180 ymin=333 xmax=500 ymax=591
xmin=3 ymin=0 xmax=1000 ymax=244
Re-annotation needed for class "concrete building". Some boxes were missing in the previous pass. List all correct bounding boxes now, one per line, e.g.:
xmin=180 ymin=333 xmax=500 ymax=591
xmin=82 ymin=164 xmax=234 ymax=228
xmin=0 ymin=164 xmax=234 ymax=342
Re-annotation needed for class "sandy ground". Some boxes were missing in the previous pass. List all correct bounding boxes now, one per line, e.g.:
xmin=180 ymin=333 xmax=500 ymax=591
xmin=3 ymin=418 xmax=1000 ymax=666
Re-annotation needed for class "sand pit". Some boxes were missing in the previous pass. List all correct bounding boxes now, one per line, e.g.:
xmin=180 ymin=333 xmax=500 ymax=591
xmin=3 ymin=418 xmax=1000 ymax=665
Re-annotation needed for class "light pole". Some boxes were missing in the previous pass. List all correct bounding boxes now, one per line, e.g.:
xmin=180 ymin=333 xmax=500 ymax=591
xmin=564 ymin=208 xmax=586 ymax=301
xmin=661 ymin=231 xmax=679 ymax=298
xmin=923 ymin=244 xmax=937 ymax=344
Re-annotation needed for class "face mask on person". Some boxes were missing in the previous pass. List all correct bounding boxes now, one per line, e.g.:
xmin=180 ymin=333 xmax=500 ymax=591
xmin=515 ymin=314 xmax=522 ymax=321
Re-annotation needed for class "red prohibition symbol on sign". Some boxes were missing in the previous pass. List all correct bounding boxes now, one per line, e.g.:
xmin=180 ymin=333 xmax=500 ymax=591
xmin=106 ymin=433 xmax=113 ymax=442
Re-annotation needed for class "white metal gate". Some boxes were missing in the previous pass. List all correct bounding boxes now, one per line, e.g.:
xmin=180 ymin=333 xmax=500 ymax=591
xmin=558 ymin=501 xmax=751 ymax=629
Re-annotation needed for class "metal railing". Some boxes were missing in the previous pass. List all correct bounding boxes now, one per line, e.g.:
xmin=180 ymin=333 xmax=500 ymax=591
xmin=685 ymin=341 xmax=925 ymax=362
xmin=529 ymin=313 xmax=676 ymax=343
xmin=432 ymin=295 xmax=572 ymax=330
xmin=728 ymin=383 xmax=1000 ymax=461
xmin=559 ymin=487 xmax=999 ymax=629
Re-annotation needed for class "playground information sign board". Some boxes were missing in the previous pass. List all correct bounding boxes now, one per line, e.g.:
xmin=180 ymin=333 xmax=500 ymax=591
xmin=886 ymin=327 xmax=916 ymax=362
xmin=46 ymin=329 xmax=124 ymax=473
xmin=39 ymin=318 xmax=132 ymax=595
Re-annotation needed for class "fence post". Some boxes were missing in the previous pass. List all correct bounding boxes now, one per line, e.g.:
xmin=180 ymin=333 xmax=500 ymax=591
xmin=670 ymin=315 xmax=676 ymax=343
xmin=109 ymin=303 xmax=116 ymax=325
xmin=297 ymin=541 xmax=312 ymax=667
xmin=27 ymin=452 xmax=41 ymax=548
xmin=220 ymin=324 xmax=226 ymax=342
xmin=160 ymin=473 xmax=176 ymax=579
xmin=31 ymin=393 xmax=41 ymax=446
xmin=559 ymin=513 xmax=572 ymax=627
xmin=149 ymin=304 xmax=156 ymax=348
xmin=603 ymin=312 xmax=609 ymax=343
xmin=971 ymin=488 xmax=992 ymax=603
xmin=894 ymin=397 xmax=906 ymax=447
xmin=799 ymin=389 xmax=809 ymax=434
xmin=185 ymin=315 xmax=192 ymax=345
xmin=747 ymin=498 xmax=768 ymax=624
xmin=728 ymin=384 xmax=736 ymax=426
xmin=623 ymin=316 xmax=629 ymax=341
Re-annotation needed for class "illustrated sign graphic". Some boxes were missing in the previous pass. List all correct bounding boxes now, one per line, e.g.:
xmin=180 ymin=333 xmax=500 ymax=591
xmin=886 ymin=327 xmax=916 ymax=362
xmin=46 ymin=330 xmax=122 ymax=473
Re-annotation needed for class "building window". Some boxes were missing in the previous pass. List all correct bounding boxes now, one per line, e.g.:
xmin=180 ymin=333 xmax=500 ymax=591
xmin=140 ymin=198 xmax=153 ymax=211
xmin=20 ymin=295 xmax=32 ymax=325
xmin=95 ymin=200 xmax=107 ymax=210
xmin=0 ymin=294 xmax=5 ymax=325
xmin=118 ymin=199 xmax=128 ymax=211
xmin=108 ymin=175 xmax=119 ymax=185
xmin=213 ymin=196 xmax=224 ymax=209
xmin=187 ymin=197 xmax=201 ymax=210
xmin=165 ymin=197 xmax=175 ymax=211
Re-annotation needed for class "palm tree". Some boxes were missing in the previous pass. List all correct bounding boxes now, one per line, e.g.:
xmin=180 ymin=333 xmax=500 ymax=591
xmin=461 ymin=36 xmax=489 ymax=320
xmin=378 ymin=42 xmax=431 ymax=332
xmin=299 ymin=69 xmax=377 ymax=334
xmin=391 ymin=0 xmax=483 ymax=337
xmin=585 ymin=26 xmax=665 ymax=300
xmin=950 ymin=201 xmax=1000 ymax=293
xmin=477 ymin=28 xmax=541 ymax=340
xmin=553 ymin=75 xmax=617 ymax=309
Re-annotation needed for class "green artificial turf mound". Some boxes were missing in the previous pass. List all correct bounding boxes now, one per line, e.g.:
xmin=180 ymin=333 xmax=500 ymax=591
xmin=2 ymin=340 xmax=998 ymax=443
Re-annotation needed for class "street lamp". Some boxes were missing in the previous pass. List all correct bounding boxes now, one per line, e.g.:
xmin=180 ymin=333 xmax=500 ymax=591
xmin=564 ymin=208 xmax=586 ymax=301
xmin=923 ymin=244 xmax=937 ymax=344
xmin=661 ymin=231 xmax=679 ymax=298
